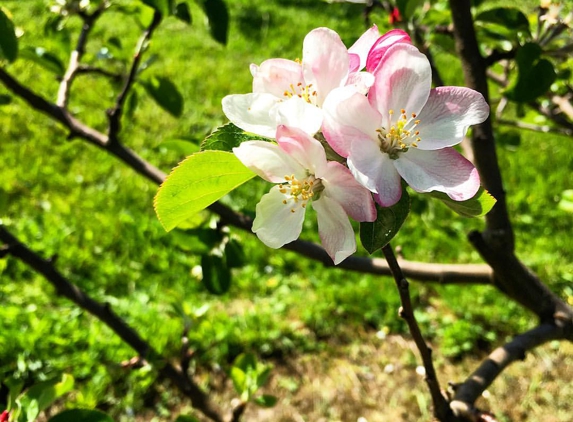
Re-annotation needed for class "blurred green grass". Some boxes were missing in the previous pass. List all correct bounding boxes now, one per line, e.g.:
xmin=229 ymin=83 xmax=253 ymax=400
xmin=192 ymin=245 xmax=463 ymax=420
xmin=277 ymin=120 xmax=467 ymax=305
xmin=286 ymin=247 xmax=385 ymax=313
xmin=1 ymin=0 xmax=572 ymax=418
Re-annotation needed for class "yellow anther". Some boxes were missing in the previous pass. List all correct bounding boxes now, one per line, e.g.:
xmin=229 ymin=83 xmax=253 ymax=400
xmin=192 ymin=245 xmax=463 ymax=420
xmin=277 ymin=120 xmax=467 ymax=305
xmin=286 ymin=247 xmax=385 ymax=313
xmin=411 ymin=113 xmax=417 ymax=118
xmin=415 ymin=120 xmax=421 ymax=125
xmin=400 ymin=108 xmax=406 ymax=114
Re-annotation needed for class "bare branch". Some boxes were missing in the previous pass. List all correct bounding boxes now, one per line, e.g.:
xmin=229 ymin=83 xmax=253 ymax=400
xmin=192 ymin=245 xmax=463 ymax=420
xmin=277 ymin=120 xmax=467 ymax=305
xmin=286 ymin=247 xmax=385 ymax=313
xmin=381 ymin=244 xmax=451 ymax=421
xmin=450 ymin=323 xmax=573 ymax=419
xmin=0 ymin=224 xmax=225 ymax=422
xmin=76 ymin=64 xmax=123 ymax=82
xmin=498 ymin=118 xmax=573 ymax=137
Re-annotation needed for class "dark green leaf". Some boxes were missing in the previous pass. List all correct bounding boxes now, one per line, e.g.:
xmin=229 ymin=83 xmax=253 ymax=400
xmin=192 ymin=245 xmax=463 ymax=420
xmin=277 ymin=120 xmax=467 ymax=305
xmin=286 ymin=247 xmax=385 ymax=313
xmin=426 ymin=187 xmax=496 ymax=218
xmin=197 ymin=0 xmax=229 ymax=45
xmin=143 ymin=76 xmax=184 ymax=117
xmin=505 ymin=43 xmax=556 ymax=102
xmin=140 ymin=0 xmax=170 ymax=16
xmin=396 ymin=0 xmax=423 ymax=21
xmin=125 ymin=90 xmax=139 ymax=120
xmin=201 ymin=254 xmax=231 ymax=295
xmin=48 ymin=409 xmax=114 ymax=422
xmin=476 ymin=7 xmax=530 ymax=32
xmin=0 ymin=94 xmax=11 ymax=105
xmin=170 ymin=228 xmax=223 ymax=254
xmin=175 ymin=2 xmax=192 ymax=24
xmin=360 ymin=189 xmax=410 ymax=254
xmin=233 ymin=352 xmax=257 ymax=372
xmin=174 ymin=416 xmax=200 ymax=422
xmin=201 ymin=123 xmax=270 ymax=151
xmin=256 ymin=367 xmax=272 ymax=389
xmin=0 ymin=8 xmax=18 ymax=62
xmin=254 ymin=395 xmax=278 ymax=408
xmin=20 ymin=47 xmax=65 ymax=75
xmin=225 ymin=238 xmax=245 ymax=268
xmin=496 ymin=128 xmax=521 ymax=149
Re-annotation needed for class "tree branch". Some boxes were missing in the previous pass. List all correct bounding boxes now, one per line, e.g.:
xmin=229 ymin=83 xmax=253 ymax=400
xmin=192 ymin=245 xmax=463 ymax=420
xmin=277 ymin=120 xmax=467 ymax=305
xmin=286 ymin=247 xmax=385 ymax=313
xmin=0 ymin=224 xmax=225 ymax=422
xmin=497 ymin=118 xmax=573 ymax=137
xmin=381 ymin=244 xmax=451 ymax=421
xmin=450 ymin=323 xmax=573 ymax=419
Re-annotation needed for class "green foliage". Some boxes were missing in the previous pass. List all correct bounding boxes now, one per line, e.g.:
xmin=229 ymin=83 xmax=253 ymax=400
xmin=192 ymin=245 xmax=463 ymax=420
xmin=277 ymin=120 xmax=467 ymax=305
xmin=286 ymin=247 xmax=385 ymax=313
xmin=48 ymin=409 xmax=113 ymax=422
xmin=0 ymin=7 xmax=18 ymax=63
xmin=425 ymin=187 xmax=497 ymax=218
xmin=142 ymin=76 xmax=184 ymax=117
xmin=201 ymin=123 xmax=270 ymax=152
xmin=505 ymin=43 xmax=556 ymax=102
xmin=154 ymin=151 xmax=255 ymax=231
xmin=196 ymin=0 xmax=229 ymax=45
xmin=360 ymin=189 xmax=410 ymax=254
xmin=230 ymin=353 xmax=274 ymax=404
xmin=475 ymin=7 xmax=530 ymax=32
xmin=19 ymin=47 xmax=65 ymax=75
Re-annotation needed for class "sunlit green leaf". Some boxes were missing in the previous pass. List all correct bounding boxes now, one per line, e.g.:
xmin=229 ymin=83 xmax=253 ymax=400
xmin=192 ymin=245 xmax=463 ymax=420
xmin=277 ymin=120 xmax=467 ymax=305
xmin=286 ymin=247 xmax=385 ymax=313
xmin=558 ymin=189 xmax=573 ymax=213
xmin=201 ymin=254 xmax=231 ymax=295
xmin=174 ymin=416 xmax=200 ymax=422
xmin=0 ymin=7 xmax=18 ymax=62
xmin=154 ymin=151 xmax=255 ymax=231
xmin=201 ymin=122 xmax=270 ymax=152
xmin=140 ymin=0 xmax=170 ymax=16
xmin=48 ymin=409 xmax=114 ymax=422
xmin=254 ymin=394 xmax=278 ymax=408
xmin=143 ymin=76 xmax=184 ymax=117
xmin=426 ymin=187 xmax=496 ymax=218
xmin=197 ymin=0 xmax=229 ymax=45
xmin=360 ymin=189 xmax=410 ymax=254
xmin=20 ymin=46 xmax=65 ymax=75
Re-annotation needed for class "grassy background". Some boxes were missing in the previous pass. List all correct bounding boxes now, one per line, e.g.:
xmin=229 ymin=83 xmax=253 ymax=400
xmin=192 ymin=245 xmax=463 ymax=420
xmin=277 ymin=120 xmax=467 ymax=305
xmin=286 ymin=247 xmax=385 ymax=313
xmin=1 ymin=0 xmax=572 ymax=420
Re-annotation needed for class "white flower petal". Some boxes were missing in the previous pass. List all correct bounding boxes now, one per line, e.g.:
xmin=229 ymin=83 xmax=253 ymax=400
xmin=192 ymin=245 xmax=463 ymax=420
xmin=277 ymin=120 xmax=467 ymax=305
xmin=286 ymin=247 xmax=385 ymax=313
xmin=233 ymin=141 xmax=305 ymax=183
xmin=222 ymin=93 xmax=280 ymax=138
xmin=276 ymin=126 xmax=327 ymax=175
xmin=302 ymin=28 xmax=349 ymax=105
xmin=348 ymin=24 xmax=381 ymax=71
xmin=346 ymin=71 xmax=375 ymax=95
xmin=312 ymin=196 xmax=356 ymax=265
xmin=275 ymin=98 xmax=323 ymax=135
xmin=369 ymin=43 xmax=431 ymax=125
xmin=394 ymin=147 xmax=480 ymax=200
xmin=415 ymin=87 xmax=490 ymax=150
xmin=320 ymin=161 xmax=376 ymax=222
xmin=253 ymin=186 xmax=306 ymax=248
xmin=251 ymin=58 xmax=305 ymax=97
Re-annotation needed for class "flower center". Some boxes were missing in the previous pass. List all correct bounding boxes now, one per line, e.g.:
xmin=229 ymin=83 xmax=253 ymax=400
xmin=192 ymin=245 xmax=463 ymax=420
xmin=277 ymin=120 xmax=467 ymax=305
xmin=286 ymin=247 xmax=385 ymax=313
xmin=283 ymin=82 xmax=318 ymax=105
xmin=376 ymin=109 xmax=422 ymax=160
xmin=279 ymin=174 xmax=323 ymax=213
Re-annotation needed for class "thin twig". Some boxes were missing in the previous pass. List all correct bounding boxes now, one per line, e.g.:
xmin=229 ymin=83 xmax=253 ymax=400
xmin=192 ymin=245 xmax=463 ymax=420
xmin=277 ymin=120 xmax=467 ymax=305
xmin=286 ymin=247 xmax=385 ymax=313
xmin=107 ymin=10 xmax=162 ymax=144
xmin=381 ymin=244 xmax=450 ymax=421
xmin=76 ymin=64 xmax=123 ymax=82
xmin=0 ymin=225 xmax=224 ymax=422
xmin=498 ymin=118 xmax=573 ymax=137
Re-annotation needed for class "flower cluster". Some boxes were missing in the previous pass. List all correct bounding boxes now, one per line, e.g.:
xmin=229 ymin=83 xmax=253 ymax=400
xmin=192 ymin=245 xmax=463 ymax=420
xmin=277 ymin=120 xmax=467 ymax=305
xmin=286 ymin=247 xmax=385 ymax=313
xmin=223 ymin=26 xmax=489 ymax=264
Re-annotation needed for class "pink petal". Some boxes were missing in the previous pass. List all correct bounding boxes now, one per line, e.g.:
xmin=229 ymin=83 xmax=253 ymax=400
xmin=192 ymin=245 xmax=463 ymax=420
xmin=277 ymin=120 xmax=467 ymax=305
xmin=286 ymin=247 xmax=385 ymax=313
xmin=348 ymin=24 xmax=381 ymax=71
xmin=345 ymin=71 xmax=375 ymax=95
xmin=302 ymin=28 xmax=349 ymax=105
xmin=366 ymin=29 xmax=411 ymax=72
xmin=347 ymin=139 xmax=403 ymax=207
xmin=275 ymin=98 xmax=323 ymax=135
xmin=276 ymin=125 xmax=327 ymax=174
xmin=394 ymin=147 xmax=480 ymax=200
xmin=369 ymin=43 xmax=431 ymax=126
xmin=322 ymin=86 xmax=381 ymax=156
xmin=251 ymin=59 xmax=304 ymax=98
xmin=222 ymin=93 xmax=280 ymax=138
xmin=348 ymin=53 xmax=361 ymax=73
xmin=320 ymin=161 xmax=376 ymax=222
xmin=253 ymin=186 xmax=306 ymax=248
xmin=233 ymin=141 xmax=305 ymax=183
xmin=415 ymin=87 xmax=490 ymax=150
xmin=312 ymin=196 xmax=356 ymax=265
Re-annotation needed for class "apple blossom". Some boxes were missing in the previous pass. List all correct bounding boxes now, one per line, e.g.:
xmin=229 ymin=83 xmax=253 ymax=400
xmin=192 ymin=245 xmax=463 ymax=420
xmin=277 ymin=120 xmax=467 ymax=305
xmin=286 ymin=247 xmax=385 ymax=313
xmin=233 ymin=125 xmax=376 ymax=264
xmin=322 ymin=43 xmax=489 ymax=207
xmin=222 ymin=26 xmax=391 ymax=138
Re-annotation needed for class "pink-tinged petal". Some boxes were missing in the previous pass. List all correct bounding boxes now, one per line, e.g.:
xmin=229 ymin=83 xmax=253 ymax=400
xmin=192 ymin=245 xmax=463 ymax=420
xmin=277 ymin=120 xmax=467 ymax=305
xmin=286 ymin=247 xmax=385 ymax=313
xmin=222 ymin=93 xmax=279 ymax=138
xmin=276 ymin=125 xmax=327 ymax=174
xmin=394 ymin=147 xmax=480 ymax=200
xmin=345 ymin=71 xmax=375 ymax=95
xmin=233 ymin=141 xmax=305 ymax=183
xmin=275 ymin=98 xmax=323 ymax=135
xmin=322 ymin=86 xmax=381 ymax=156
xmin=251 ymin=59 xmax=304 ymax=97
xmin=369 ymin=43 xmax=431 ymax=125
xmin=302 ymin=28 xmax=349 ymax=105
xmin=320 ymin=161 xmax=376 ymax=222
xmin=312 ymin=196 xmax=356 ymax=265
xmin=348 ymin=24 xmax=381 ymax=71
xmin=253 ymin=186 xmax=306 ymax=248
xmin=366 ymin=29 xmax=411 ymax=72
xmin=415 ymin=87 xmax=490 ymax=150
xmin=347 ymin=140 xmax=403 ymax=207
xmin=348 ymin=53 xmax=361 ymax=73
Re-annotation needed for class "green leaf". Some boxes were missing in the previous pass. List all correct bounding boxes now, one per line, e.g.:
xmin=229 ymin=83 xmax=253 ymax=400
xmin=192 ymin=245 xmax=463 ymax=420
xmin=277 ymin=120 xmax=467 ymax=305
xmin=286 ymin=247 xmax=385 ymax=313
xmin=0 ymin=94 xmax=12 ymax=105
xmin=174 ymin=2 xmax=192 ymax=24
xmin=476 ymin=7 xmax=530 ymax=32
xmin=143 ymin=76 xmax=184 ymax=117
xmin=254 ymin=395 xmax=278 ymax=408
xmin=0 ymin=7 xmax=18 ymax=62
xmin=201 ymin=254 xmax=231 ymax=295
xmin=161 ymin=138 xmax=200 ymax=156
xmin=256 ymin=366 xmax=272 ymax=389
xmin=197 ymin=0 xmax=229 ymax=45
xmin=201 ymin=122 xmax=270 ymax=152
xmin=505 ymin=43 xmax=556 ymax=103
xmin=558 ymin=189 xmax=573 ymax=213
xmin=21 ymin=374 xmax=74 ymax=415
xmin=233 ymin=352 xmax=257 ymax=372
xmin=396 ymin=0 xmax=424 ymax=20
xmin=140 ymin=0 xmax=170 ymax=16
xmin=48 ymin=409 xmax=114 ymax=422
xmin=20 ymin=46 xmax=65 ymax=75
xmin=154 ymin=151 xmax=255 ymax=231
xmin=360 ymin=189 xmax=410 ymax=254
xmin=174 ymin=416 xmax=200 ymax=422
xmin=170 ymin=228 xmax=223 ymax=254
xmin=426 ymin=187 xmax=496 ymax=218
xmin=225 ymin=238 xmax=245 ymax=268
xmin=230 ymin=366 xmax=247 ymax=395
